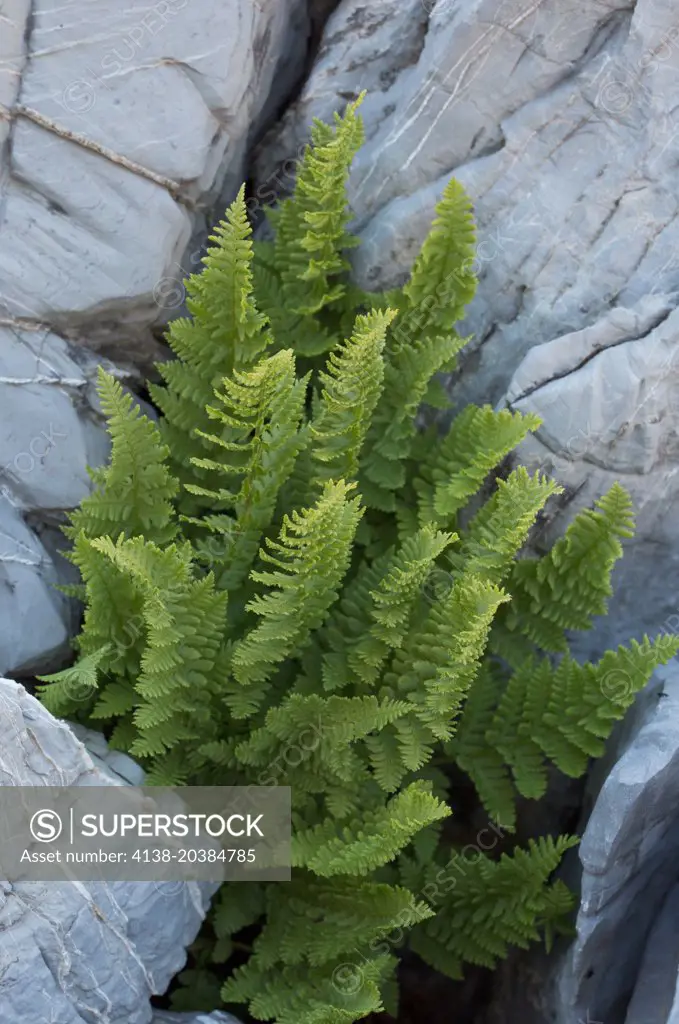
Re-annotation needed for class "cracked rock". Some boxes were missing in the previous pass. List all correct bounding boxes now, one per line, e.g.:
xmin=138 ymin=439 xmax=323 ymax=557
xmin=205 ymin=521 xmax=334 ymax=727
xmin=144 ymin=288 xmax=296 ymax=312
xmin=0 ymin=0 xmax=309 ymax=360
xmin=0 ymin=493 xmax=73 ymax=676
xmin=546 ymin=661 xmax=679 ymax=1024
xmin=255 ymin=0 xmax=679 ymax=412
xmin=0 ymin=325 xmax=115 ymax=677
xmin=0 ymin=326 xmax=111 ymax=513
xmin=0 ymin=678 xmax=219 ymax=1024
xmin=253 ymin=0 xmax=429 ymax=196
xmin=0 ymin=0 xmax=311 ymax=676
xmin=152 ymin=1015 xmax=240 ymax=1024
xmin=625 ymin=883 xmax=679 ymax=1024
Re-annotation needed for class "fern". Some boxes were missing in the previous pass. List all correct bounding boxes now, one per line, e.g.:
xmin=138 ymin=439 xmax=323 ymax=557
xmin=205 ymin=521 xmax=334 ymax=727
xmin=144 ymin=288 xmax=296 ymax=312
xmin=227 ymin=479 xmax=363 ymax=716
xmin=450 ymin=634 xmax=679 ymax=827
xmin=67 ymin=368 xmax=178 ymax=546
xmin=272 ymin=97 xmax=365 ymax=321
xmin=151 ymin=185 xmax=272 ymax=504
xmin=184 ymin=347 xmax=309 ymax=589
xmin=38 ymin=95 xmax=679 ymax=1024
xmin=410 ymin=835 xmax=579 ymax=979
xmin=497 ymin=481 xmax=636 ymax=654
xmin=415 ymin=405 xmax=542 ymax=526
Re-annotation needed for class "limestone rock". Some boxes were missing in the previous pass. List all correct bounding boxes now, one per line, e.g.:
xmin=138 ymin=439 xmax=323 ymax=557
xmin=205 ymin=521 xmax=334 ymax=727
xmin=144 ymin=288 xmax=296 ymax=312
xmin=546 ymin=662 xmax=679 ymax=1024
xmin=263 ymin=0 xmax=679 ymax=403
xmin=0 ymin=678 xmax=218 ymax=1024
xmin=0 ymin=0 xmax=310 ymax=362
xmin=152 ymin=1014 xmax=240 ymax=1024
xmin=254 ymin=0 xmax=429 ymax=200
xmin=625 ymin=883 xmax=679 ymax=1024
xmin=0 ymin=325 xmax=121 ymax=677
xmin=0 ymin=494 xmax=72 ymax=676
xmin=0 ymin=326 xmax=112 ymax=514
xmin=0 ymin=0 xmax=311 ymax=677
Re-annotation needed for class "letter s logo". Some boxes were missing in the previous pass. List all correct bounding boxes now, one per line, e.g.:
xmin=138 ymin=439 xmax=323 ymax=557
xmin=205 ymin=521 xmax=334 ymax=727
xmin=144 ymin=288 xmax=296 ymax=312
xmin=30 ymin=809 xmax=63 ymax=843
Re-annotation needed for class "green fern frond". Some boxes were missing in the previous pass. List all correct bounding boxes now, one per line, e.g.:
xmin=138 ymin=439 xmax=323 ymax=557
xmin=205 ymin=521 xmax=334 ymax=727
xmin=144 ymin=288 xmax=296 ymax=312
xmin=415 ymin=405 xmax=542 ymax=526
xmin=273 ymin=96 xmax=365 ymax=320
xmin=293 ymin=781 xmax=450 ymax=877
xmin=36 ymin=645 xmax=112 ymax=718
xmin=88 ymin=535 xmax=227 ymax=767
xmin=228 ymin=480 xmax=364 ymax=710
xmin=446 ymin=661 xmax=518 ymax=829
xmin=388 ymin=573 xmax=509 ymax=744
xmin=401 ymin=176 xmax=477 ymax=341
xmin=361 ymin=331 xmax=470 ymax=512
xmin=453 ymin=633 xmax=679 ymax=820
xmin=223 ymin=953 xmax=394 ymax=1024
xmin=503 ymin=482 xmax=636 ymax=653
xmin=183 ymin=348 xmax=309 ymax=590
xmin=451 ymin=466 xmax=561 ymax=583
xmin=151 ymin=185 xmax=271 ymax=499
xmin=309 ymin=309 xmax=395 ymax=487
xmin=410 ymin=835 xmax=578 ymax=979
xmin=253 ymin=877 xmax=432 ymax=968
xmin=318 ymin=526 xmax=456 ymax=693
xmin=67 ymin=369 xmax=178 ymax=546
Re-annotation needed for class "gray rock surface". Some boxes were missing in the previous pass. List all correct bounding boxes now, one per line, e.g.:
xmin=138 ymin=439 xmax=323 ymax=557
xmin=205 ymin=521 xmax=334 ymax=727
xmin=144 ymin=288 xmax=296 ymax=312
xmin=0 ymin=0 xmax=312 ymax=677
xmin=0 ymin=677 xmax=218 ymax=1024
xmin=625 ymin=883 xmax=679 ymax=1024
xmin=504 ymin=293 xmax=679 ymax=661
xmin=152 ymin=1014 xmax=240 ymax=1024
xmin=550 ymin=662 xmax=679 ymax=1024
xmin=1 ymin=0 xmax=309 ymax=360
xmin=0 ymin=324 xmax=136 ymax=676
xmin=0 ymin=325 xmax=116 ymax=676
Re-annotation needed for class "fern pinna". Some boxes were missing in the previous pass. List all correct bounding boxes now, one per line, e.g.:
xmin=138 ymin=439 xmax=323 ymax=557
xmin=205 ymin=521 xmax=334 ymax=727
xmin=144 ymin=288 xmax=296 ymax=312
xmin=38 ymin=95 xmax=678 ymax=1024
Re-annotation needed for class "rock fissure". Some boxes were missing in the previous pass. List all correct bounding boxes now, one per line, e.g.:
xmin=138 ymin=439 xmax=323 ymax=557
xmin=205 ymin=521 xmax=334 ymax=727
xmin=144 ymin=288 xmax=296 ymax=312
xmin=0 ymin=0 xmax=34 ymax=237
xmin=507 ymin=305 xmax=675 ymax=406
xmin=9 ymin=105 xmax=194 ymax=205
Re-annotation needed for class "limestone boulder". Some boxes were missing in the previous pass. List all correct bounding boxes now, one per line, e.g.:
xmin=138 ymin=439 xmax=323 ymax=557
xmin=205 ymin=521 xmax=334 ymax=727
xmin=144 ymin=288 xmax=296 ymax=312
xmin=1 ymin=0 xmax=310 ymax=361
xmin=0 ymin=677 xmax=219 ymax=1024
xmin=0 ymin=0 xmax=312 ymax=676
xmin=152 ymin=1014 xmax=240 ymax=1024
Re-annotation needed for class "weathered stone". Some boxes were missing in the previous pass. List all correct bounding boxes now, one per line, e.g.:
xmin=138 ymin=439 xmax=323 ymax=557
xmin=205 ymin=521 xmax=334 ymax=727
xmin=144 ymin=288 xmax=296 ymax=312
xmin=254 ymin=0 xmax=429 ymax=200
xmin=625 ymin=883 xmax=679 ymax=1024
xmin=0 ymin=326 xmax=112 ymax=513
xmin=0 ymin=0 xmax=313 ymax=678
xmin=0 ymin=678 xmax=218 ymax=1024
xmin=0 ymin=494 xmax=72 ymax=676
xmin=1 ymin=0 xmax=310 ymax=361
xmin=0 ymin=325 xmax=127 ymax=676
xmin=532 ymin=662 xmax=679 ymax=1024
xmin=152 ymin=1014 xmax=240 ymax=1024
